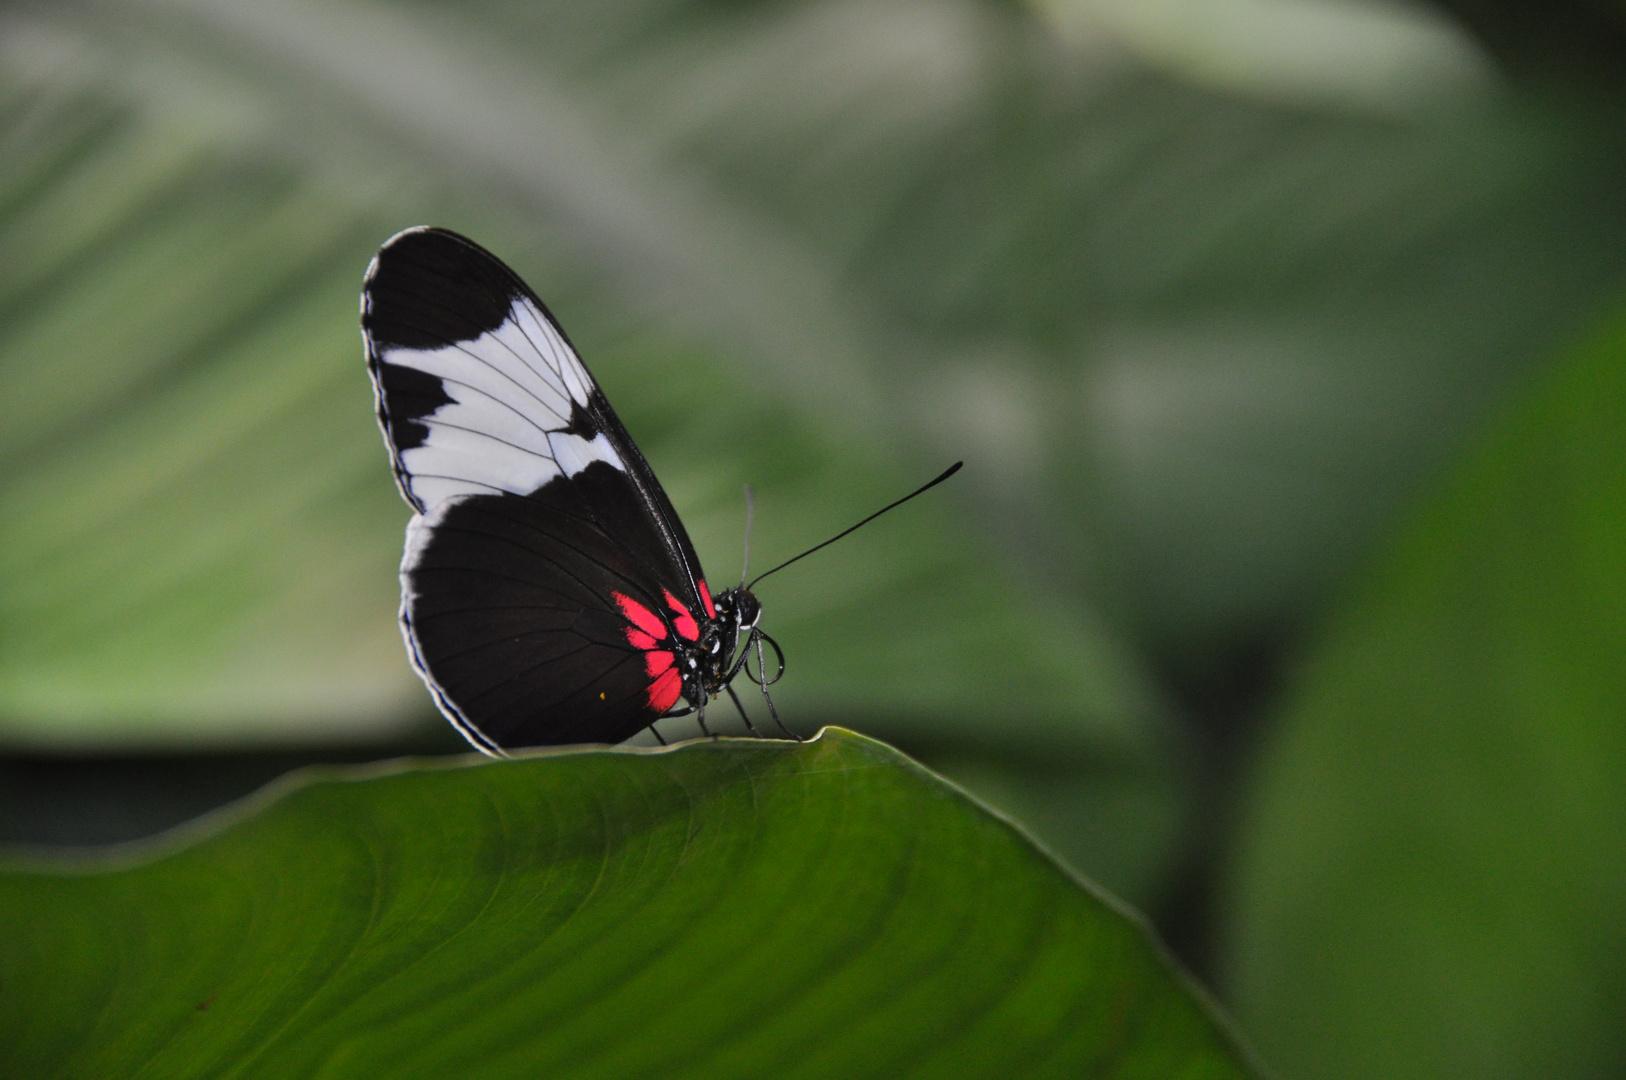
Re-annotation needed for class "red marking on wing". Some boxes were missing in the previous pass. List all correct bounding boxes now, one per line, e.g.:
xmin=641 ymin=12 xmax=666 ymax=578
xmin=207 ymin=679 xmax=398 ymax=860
xmin=615 ymin=592 xmax=687 ymax=712
xmin=648 ymin=667 xmax=682 ymax=712
xmin=664 ymin=589 xmax=699 ymax=641
xmin=698 ymin=579 xmax=716 ymax=619
xmin=614 ymin=592 xmax=667 ymax=642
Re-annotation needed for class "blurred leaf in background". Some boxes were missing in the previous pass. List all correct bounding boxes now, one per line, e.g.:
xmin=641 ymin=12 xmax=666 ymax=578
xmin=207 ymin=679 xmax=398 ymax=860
xmin=1221 ymin=308 xmax=1626 ymax=1079
xmin=3 ymin=0 xmax=1626 ymax=1075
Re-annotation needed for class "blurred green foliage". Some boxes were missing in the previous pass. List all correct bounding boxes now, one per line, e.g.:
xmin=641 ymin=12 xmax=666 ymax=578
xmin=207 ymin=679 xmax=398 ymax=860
xmin=2 ymin=0 xmax=1626 ymax=1076
xmin=1222 ymin=309 xmax=1626 ymax=1079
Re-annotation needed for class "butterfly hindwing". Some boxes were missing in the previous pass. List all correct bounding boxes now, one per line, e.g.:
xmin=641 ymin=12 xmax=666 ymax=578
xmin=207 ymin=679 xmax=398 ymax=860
xmin=363 ymin=227 xmax=714 ymax=750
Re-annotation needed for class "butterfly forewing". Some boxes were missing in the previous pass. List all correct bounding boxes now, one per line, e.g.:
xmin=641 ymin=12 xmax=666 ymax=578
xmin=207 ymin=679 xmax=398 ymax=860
xmin=363 ymin=227 xmax=715 ymax=750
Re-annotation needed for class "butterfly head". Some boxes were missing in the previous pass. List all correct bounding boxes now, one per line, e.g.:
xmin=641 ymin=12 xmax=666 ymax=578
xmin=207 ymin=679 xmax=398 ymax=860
xmin=693 ymin=586 xmax=775 ymax=699
xmin=711 ymin=586 xmax=760 ymax=637
xmin=706 ymin=586 xmax=760 ymax=672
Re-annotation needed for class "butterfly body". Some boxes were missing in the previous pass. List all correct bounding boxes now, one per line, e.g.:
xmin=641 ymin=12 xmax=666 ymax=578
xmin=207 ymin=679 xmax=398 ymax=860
xmin=362 ymin=226 xmax=771 ymax=753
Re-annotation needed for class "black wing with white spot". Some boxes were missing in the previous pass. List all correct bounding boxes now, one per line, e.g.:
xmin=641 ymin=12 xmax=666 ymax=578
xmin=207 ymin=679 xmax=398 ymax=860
xmin=362 ymin=227 xmax=715 ymax=752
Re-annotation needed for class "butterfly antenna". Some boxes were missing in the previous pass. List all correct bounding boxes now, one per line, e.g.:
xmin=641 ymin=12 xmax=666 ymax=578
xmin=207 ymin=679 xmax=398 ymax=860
xmin=747 ymin=462 xmax=963 ymax=589
xmin=740 ymin=484 xmax=756 ymax=586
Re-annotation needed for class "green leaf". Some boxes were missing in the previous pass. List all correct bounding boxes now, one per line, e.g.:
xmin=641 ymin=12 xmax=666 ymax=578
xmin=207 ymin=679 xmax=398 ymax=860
xmin=1219 ymin=308 xmax=1626 ymax=1078
xmin=0 ymin=728 xmax=1253 ymax=1078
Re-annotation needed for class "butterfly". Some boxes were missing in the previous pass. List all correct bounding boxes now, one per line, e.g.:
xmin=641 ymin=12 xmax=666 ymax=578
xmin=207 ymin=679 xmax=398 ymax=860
xmin=362 ymin=226 xmax=958 ymax=753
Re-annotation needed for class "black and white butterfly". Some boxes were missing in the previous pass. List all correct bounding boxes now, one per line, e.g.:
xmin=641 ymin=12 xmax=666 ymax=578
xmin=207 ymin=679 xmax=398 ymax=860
xmin=363 ymin=226 xmax=958 ymax=753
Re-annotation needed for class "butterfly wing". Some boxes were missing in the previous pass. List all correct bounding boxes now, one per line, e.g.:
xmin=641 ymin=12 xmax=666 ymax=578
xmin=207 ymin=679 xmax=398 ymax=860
xmin=362 ymin=227 xmax=716 ymax=751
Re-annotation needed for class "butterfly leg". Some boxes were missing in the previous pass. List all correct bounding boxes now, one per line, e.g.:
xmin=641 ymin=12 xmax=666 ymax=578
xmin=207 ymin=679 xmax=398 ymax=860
xmin=696 ymin=699 xmax=716 ymax=739
xmin=724 ymin=682 xmax=766 ymax=738
xmin=753 ymin=631 xmax=800 ymax=742
xmin=647 ymin=722 xmax=669 ymax=746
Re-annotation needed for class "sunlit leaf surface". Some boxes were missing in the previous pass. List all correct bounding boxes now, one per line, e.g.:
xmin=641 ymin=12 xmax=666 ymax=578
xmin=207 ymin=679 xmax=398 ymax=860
xmin=0 ymin=728 xmax=1255 ymax=1079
